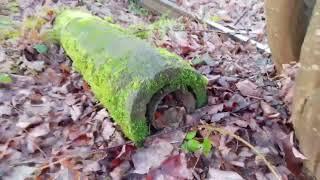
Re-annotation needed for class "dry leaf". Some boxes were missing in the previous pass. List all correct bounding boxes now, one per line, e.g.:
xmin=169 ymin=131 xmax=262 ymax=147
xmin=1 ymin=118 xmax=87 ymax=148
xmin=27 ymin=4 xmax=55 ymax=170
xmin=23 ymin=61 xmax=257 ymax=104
xmin=94 ymin=109 xmax=109 ymax=121
xmin=2 ymin=165 xmax=37 ymax=180
xmin=0 ymin=47 xmax=5 ymax=63
xmin=147 ymin=154 xmax=192 ymax=179
xmin=207 ymin=168 xmax=244 ymax=180
xmin=29 ymin=123 xmax=50 ymax=137
xmin=208 ymin=103 xmax=224 ymax=114
xmin=83 ymin=161 xmax=101 ymax=172
xmin=132 ymin=139 xmax=173 ymax=174
xmin=110 ymin=161 xmax=131 ymax=180
xmin=70 ymin=105 xmax=82 ymax=121
xmin=101 ymin=120 xmax=115 ymax=140
xmin=260 ymin=101 xmax=280 ymax=118
xmin=16 ymin=115 xmax=43 ymax=129
xmin=292 ymin=147 xmax=307 ymax=160
xmin=211 ymin=112 xmax=230 ymax=122
xmin=236 ymin=79 xmax=262 ymax=97
xmin=0 ymin=102 xmax=12 ymax=116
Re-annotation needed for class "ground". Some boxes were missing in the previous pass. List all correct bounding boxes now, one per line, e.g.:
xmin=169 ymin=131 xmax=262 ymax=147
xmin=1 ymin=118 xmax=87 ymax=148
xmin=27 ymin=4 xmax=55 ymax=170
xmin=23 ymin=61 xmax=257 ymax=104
xmin=0 ymin=0 xmax=307 ymax=179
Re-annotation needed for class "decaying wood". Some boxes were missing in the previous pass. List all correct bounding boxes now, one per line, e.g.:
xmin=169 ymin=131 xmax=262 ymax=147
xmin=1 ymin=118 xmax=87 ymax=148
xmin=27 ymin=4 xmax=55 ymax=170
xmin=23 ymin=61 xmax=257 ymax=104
xmin=54 ymin=10 xmax=207 ymax=143
xmin=292 ymin=0 xmax=320 ymax=178
xmin=140 ymin=0 xmax=270 ymax=53
xmin=265 ymin=0 xmax=315 ymax=71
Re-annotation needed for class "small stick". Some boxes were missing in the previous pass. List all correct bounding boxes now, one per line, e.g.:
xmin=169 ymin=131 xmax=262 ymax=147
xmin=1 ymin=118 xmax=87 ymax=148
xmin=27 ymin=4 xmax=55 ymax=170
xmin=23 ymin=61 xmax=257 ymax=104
xmin=37 ymin=155 xmax=73 ymax=171
xmin=22 ymin=129 xmax=47 ymax=158
xmin=234 ymin=8 xmax=249 ymax=26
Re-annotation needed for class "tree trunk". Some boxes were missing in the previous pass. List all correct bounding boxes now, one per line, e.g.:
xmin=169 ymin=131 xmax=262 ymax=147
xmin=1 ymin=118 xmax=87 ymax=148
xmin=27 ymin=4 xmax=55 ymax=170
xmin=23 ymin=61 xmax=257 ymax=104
xmin=265 ymin=0 xmax=314 ymax=71
xmin=292 ymin=0 xmax=320 ymax=178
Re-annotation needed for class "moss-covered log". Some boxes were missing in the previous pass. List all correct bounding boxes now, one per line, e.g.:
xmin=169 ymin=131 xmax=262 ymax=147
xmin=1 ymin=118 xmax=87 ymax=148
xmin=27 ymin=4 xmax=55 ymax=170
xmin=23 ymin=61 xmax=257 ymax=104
xmin=54 ymin=10 xmax=207 ymax=143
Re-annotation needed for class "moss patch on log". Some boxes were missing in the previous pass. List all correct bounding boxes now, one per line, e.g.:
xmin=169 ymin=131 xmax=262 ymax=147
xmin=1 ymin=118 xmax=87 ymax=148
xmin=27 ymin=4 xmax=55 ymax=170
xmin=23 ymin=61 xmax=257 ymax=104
xmin=54 ymin=10 xmax=207 ymax=143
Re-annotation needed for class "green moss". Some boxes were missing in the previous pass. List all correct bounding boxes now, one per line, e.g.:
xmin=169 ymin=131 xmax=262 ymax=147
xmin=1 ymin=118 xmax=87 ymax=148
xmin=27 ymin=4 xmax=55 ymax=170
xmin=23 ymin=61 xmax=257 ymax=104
xmin=0 ymin=15 xmax=20 ymax=41
xmin=128 ymin=1 xmax=149 ymax=16
xmin=8 ymin=1 xmax=19 ymax=13
xmin=0 ymin=73 xmax=13 ymax=84
xmin=55 ymin=10 xmax=207 ymax=143
xmin=128 ymin=17 xmax=181 ymax=40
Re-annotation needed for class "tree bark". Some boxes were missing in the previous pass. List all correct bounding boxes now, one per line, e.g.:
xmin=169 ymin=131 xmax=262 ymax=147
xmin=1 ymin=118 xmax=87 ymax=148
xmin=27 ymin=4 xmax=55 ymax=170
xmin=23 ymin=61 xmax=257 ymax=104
xmin=293 ymin=0 xmax=320 ymax=178
xmin=265 ymin=0 xmax=314 ymax=71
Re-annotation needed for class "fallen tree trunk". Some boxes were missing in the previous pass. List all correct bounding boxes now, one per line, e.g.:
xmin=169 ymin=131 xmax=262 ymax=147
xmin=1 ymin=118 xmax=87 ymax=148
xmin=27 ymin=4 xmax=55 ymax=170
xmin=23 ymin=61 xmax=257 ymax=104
xmin=54 ymin=10 xmax=208 ymax=143
xmin=292 ymin=0 xmax=320 ymax=178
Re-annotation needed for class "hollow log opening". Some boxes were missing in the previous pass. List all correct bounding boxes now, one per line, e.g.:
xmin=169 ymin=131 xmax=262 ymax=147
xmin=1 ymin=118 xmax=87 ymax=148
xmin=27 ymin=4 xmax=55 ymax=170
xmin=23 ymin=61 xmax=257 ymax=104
xmin=146 ymin=86 xmax=196 ymax=132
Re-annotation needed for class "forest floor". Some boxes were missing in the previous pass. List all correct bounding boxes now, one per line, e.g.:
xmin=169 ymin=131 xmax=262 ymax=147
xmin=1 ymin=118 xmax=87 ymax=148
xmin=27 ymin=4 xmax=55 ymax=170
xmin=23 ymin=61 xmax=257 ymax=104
xmin=0 ymin=0 xmax=306 ymax=179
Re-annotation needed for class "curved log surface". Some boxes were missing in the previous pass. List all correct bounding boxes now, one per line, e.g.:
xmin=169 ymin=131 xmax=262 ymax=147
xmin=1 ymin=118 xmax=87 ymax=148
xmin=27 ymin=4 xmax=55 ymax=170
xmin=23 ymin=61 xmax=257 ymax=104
xmin=54 ymin=10 xmax=208 ymax=143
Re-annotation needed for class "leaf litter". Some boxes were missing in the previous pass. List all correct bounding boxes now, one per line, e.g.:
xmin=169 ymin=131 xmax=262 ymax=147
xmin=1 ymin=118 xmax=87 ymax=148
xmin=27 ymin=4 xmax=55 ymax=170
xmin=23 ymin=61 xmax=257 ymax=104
xmin=0 ymin=0 xmax=309 ymax=179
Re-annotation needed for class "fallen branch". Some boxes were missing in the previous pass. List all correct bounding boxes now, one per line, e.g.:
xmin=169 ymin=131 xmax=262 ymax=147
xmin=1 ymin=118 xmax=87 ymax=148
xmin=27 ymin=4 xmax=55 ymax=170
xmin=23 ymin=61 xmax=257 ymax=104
xmin=140 ymin=0 xmax=270 ymax=53
xmin=234 ymin=8 xmax=249 ymax=26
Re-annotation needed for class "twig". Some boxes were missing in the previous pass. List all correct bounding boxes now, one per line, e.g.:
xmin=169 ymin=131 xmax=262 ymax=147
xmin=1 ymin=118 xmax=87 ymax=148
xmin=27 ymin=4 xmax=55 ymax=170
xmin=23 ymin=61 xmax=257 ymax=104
xmin=198 ymin=124 xmax=281 ymax=180
xmin=232 ymin=100 xmax=260 ymax=113
xmin=22 ymin=129 xmax=47 ymax=158
xmin=191 ymin=154 xmax=200 ymax=174
xmin=245 ymin=94 xmax=264 ymax=100
xmin=209 ymin=85 xmax=234 ymax=93
xmin=132 ymin=27 xmax=262 ymax=35
xmin=37 ymin=155 xmax=74 ymax=171
xmin=234 ymin=8 xmax=249 ymax=26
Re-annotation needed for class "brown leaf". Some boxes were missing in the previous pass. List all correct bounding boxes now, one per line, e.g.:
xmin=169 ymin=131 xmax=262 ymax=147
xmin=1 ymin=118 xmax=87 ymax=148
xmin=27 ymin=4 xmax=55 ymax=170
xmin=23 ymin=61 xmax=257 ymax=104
xmin=211 ymin=112 xmax=230 ymax=122
xmin=29 ymin=123 xmax=50 ymax=138
xmin=207 ymin=168 xmax=244 ymax=180
xmin=0 ymin=102 xmax=12 ymax=116
xmin=207 ymin=75 xmax=221 ymax=85
xmin=2 ymin=165 xmax=37 ymax=180
xmin=132 ymin=139 xmax=173 ymax=174
xmin=0 ymin=46 xmax=5 ymax=63
xmin=70 ymin=105 xmax=82 ymax=121
xmin=101 ymin=120 xmax=115 ymax=140
xmin=272 ymin=128 xmax=303 ymax=176
xmin=146 ymin=154 xmax=192 ymax=180
xmin=30 ymin=93 xmax=43 ymax=104
xmin=153 ymin=107 xmax=185 ymax=129
xmin=16 ymin=115 xmax=43 ymax=129
xmin=283 ymin=86 xmax=294 ymax=111
xmin=82 ymin=81 xmax=91 ymax=92
xmin=83 ymin=161 xmax=101 ymax=172
xmin=292 ymin=147 xmax=307 ymax=160
xmin=94 ymin=109 xmax=109 ymax=121
xmin=110 ymin=161 xmax=131 ymax=180
xmin=72 ymin=133 xmax=94 ymax=146
xmin=207 ymin=103 xmax=224 ymax=114
xmin=282 ymin=136 xmax=303 ymax=176
xmin=236 ymin=79 xmax=262 ymax=97
xmin=260 ymin=101 xmax=280 ymax=118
